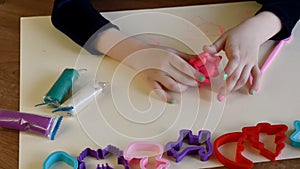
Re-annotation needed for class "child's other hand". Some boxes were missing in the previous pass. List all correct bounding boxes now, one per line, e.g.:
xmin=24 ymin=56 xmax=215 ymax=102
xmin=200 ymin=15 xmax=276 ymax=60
xmin=203 ymin=22 xmax=262 ymax=101
xmin=203 ymin=11 xmax=282 ymax=101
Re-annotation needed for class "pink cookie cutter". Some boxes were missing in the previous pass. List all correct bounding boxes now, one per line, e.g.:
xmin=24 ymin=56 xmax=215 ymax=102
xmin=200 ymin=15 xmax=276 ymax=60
xmin=123 ymin=141 xmax=170 ymax=169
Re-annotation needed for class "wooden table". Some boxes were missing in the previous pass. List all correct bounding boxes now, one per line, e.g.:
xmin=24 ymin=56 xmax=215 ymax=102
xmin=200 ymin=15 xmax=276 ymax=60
xmin=0 ymin=0 xmax=299 ymax=168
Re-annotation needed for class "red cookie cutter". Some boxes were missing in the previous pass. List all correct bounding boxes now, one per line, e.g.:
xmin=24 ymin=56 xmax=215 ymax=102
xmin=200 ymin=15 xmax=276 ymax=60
xmin=214 ymin=122 xmax=288 ymax=169
xmin=242 ymin=123 xmax=288 ymax=161
xmin=214 ymin=132 xmax=253 ymax=169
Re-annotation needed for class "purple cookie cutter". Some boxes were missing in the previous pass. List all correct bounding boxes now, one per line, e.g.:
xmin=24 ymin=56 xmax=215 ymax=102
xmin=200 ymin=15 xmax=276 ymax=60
xmin=77 ymin=145 xmax=129 ymax=169
xmin=165 ymin=129 xmax=213 ymax=162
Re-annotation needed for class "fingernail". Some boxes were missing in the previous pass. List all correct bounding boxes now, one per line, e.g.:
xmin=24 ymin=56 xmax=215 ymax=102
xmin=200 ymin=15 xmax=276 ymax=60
xmin=223 ymin=73 xmax=228 ymax=80
xmin=250 ymin=89 xmax=256 ymax=95
xmin=167 ymin=99 xmax=174 ymax=104
xmin=218 ymin=95 xmax=225 ymax=101
xmin=199 ymin=76 xmax=205 ymax=82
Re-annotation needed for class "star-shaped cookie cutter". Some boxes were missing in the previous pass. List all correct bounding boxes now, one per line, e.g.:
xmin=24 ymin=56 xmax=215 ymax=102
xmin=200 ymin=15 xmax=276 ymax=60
xmin=165 ymin=129 xmax=213 ymax=162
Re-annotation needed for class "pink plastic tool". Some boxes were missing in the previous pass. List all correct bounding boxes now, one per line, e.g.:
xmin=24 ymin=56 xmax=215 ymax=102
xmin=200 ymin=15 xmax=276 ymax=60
xmin=260 ymin=36 xmax=292 ymax=74
xmin=250 ymin=36 xmax=292 ymax=84
xmin=123 ymin=141 xmax=170 ymax=169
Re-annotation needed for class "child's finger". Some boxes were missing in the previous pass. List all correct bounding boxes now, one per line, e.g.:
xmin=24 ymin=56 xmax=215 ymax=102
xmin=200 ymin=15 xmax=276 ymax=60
xmin=155 ymin=75 xmax=189 ymax=93
xmin=223 ymin=50 xmax=241 ymax=78
xmin=249 ymin=66 xmax=262 ymax=95
xmin=153 ymin=81 xmax=175 ymax=104
xmin=169 ymin=71 xmax=199 ymax=87
xmin=165 ymin=47 xmax=197 ymax=60
xmin=217 ymin=86 xmax=226 ymax=102
xmin=169 ymin=55 xmax=206 ymax=84
xmin=224 ymin=66 xmax=244 ymax=94
xmin=232 ymin=65 xmax=252 ymax=92
xmin=203 ymin=34 xmax=226 ymax=54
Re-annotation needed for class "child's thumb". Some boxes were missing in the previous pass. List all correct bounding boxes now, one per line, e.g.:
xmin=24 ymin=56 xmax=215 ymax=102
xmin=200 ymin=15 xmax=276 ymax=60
xmin=203 ymin=35 xmax=226 ymax=55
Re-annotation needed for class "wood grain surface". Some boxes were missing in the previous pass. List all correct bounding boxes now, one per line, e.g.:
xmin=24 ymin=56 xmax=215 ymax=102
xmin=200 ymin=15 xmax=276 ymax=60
xmin=0 ymin=0 xmax=299 ymax=168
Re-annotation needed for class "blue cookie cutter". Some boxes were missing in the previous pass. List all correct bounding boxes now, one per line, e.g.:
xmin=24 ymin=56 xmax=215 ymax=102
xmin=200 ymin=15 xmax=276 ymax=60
xmin=165 ymin=129 xmax=213 ymax=162
xmin=290 ymin=120 xmax=300 ymax=147
xmin=78 ymin=145 xmax=129 ymax=169
xmin=43 ymin=151 xmax=78 ymax=169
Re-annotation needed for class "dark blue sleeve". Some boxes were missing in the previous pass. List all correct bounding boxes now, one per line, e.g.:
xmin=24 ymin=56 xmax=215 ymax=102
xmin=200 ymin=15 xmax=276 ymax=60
xmin=256 ymin=0 xmax=300 ymax=40
xmin=51 ymin=0 xmax=118 ymax=53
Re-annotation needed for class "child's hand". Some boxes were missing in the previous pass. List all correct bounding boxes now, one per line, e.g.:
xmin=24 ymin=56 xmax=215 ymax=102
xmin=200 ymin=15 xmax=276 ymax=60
xmin=95 ymin=28 xmax=207 ymax=103
xmin=124 ymin=46 xmax=205 ymax=103
xmin=203 ymin=22 xmax=262 ymax=101
xmin=203 ymin=11 xmax=282 ymax=101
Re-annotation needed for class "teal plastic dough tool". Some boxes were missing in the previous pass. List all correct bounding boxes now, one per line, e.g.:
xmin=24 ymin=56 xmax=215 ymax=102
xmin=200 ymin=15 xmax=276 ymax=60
xmin=36 ymin=68 xmax=79 ymax=108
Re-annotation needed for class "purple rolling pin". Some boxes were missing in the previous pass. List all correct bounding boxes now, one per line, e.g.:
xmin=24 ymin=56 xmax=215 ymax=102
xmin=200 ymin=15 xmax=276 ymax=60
xmin=0 ymin=109 xmax=63 ymax=140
